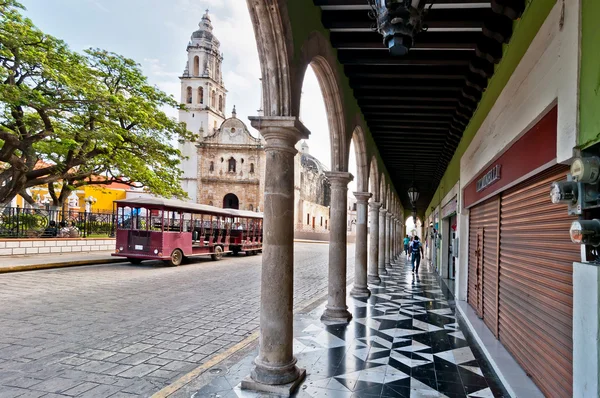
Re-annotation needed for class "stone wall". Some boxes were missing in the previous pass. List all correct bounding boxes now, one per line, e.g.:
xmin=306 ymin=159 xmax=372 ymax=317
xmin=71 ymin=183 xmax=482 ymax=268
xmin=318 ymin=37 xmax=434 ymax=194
xmin=0 ymin=238 xmax=115 ymax=256
xmin=197 ymin=146 xmax=265 ymax=211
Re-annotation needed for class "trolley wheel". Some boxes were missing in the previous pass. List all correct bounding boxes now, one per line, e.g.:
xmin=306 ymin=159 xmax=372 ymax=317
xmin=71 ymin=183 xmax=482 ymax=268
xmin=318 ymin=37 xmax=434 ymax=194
xmin=232 ymin=248 xmax=240 ymax=256
xmin=211 ymin=246 xmax=223 ymax=261
xmin=166 ymin=248 xmax=184 ymax=267
xmin=128 ymin=258 xmax=143 ymax=265
xmin=246 ymin=250 xmax=253 ymax=256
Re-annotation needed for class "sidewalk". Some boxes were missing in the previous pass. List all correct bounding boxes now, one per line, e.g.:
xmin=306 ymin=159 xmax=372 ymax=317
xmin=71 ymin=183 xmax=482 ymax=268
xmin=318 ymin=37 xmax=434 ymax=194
xmin=163 ymin=258 xmax=509 ymax=398
xmin=0 ymin=250 xmax=127 ymax=274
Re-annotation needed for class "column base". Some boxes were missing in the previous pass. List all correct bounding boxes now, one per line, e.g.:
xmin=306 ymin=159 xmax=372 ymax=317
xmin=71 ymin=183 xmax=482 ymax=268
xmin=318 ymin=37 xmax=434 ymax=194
xmin=378 ymin=267 xmax=388 ymax=276
xmin=242 ymin=368 xmax=306 ymax=397
xmin=367 ymin=275 xmax=381 ymax=285
xmin=320 ymin=306 xmax=353 ymax=324
xmin=350 ymin=285 xmax=371 ymax=298
xmin=385 ymin=262 xmax=392 ymax=270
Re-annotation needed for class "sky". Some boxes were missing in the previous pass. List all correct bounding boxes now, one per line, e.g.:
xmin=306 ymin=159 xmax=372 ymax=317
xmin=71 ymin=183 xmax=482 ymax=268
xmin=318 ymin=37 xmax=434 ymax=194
xmin=19 ymin=0 xmax=356 ymax=190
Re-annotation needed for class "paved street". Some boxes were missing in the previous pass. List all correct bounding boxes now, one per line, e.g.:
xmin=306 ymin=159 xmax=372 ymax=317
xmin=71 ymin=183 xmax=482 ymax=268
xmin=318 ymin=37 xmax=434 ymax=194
xmin=0 ymin=242 xmax=354 ymax=397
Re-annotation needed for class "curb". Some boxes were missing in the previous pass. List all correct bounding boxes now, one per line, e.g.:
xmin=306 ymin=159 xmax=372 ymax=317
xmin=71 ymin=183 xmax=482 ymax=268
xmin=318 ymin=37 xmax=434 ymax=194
xmin=293 ymin=239 xmax=330 ymax=244
xmin=0 ymin=240 xmax=334 ymax=274
xmin=0 ymin=258 xmax=129 ymax=274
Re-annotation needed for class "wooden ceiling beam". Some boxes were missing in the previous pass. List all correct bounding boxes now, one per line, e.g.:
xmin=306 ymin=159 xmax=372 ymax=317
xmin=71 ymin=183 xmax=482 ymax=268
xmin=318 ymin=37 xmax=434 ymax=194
xmin=330 ymin=31 xmax=479 ymax=50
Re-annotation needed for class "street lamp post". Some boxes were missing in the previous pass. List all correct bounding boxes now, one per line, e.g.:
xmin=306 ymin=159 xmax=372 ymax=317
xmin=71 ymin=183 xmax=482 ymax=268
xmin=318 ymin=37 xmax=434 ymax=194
xmin=84 ymin=196 xmax=97 ymax=213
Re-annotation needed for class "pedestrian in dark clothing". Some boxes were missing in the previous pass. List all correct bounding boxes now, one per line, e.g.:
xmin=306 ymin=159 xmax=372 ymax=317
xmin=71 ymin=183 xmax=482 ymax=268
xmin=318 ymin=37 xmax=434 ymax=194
xmin=42 ymin=221 xmax=58 ymax=238
xmin=410 ymin=236 xmax=424 ymax=273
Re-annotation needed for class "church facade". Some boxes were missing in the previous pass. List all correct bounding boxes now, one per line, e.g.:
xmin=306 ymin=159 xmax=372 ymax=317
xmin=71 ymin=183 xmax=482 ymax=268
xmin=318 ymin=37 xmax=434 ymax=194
xmin=177 ymin=12 xmax=332 ymax=238
xmin=178 ymin=11 xmax=265 ymax=211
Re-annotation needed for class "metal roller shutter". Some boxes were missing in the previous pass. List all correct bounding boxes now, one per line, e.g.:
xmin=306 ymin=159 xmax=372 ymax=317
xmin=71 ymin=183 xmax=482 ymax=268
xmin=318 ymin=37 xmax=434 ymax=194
xmin=498 ymin=164 xmax=579 ymax=398
xmin=467 ymin=196 xmax=500 ymax=335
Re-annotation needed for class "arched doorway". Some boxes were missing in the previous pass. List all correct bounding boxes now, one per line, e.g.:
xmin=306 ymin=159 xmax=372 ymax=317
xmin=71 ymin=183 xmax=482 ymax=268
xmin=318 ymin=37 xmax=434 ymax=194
xmin=223 ymin=193 xmax=239 ymax=209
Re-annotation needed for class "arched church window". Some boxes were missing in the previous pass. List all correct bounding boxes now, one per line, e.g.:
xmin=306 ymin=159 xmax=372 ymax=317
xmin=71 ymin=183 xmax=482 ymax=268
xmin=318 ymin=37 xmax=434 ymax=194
xmin=250 ymin=163 xmax=255 ymax=173
xmin=228 ymin=157 xmax=236 ymax=173
xmin=198 ymin=87 xmax=204 ymax=104
xmin=209 ymin=161 xmax=214 ymax=172
xmin=249 ymin=204 xmax=253 ymax=211
xmin=218 ymin=95 xmax=223 ymax=112
xmin=193 ymin=56 xmax=200 ymax=76
xmin=211 ymin=90 xmax=216 ymax=108
xmin=186 ymin=87 xmax=192 ymax=104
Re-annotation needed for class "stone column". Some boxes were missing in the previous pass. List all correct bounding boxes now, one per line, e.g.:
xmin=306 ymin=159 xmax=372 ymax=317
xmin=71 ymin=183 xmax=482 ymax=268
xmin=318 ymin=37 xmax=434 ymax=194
xmin=394 ymin=216 xmax=400 ymax=262
xmin=385 ymin=213 xmax=392 ymax=269
xmin=391 ymin=216 xmax=397 ymax=262
xmin=350 ymin=192 xmax=371 ymax=297
xmin=368 ymin=201 xmax=382 ymax=285
xmin=321 ymin=171 xmax=353 ymax=324
xmin=378 ymin=208 xmax=387 ymax=276
xmin=242 ymin=117 xmax=308 ymax=393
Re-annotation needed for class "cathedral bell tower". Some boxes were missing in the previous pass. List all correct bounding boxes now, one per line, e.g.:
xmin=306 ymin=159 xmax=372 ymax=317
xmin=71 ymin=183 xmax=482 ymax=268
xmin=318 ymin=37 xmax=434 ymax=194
xmin=178 ymin=10 xmax=227 ymax=202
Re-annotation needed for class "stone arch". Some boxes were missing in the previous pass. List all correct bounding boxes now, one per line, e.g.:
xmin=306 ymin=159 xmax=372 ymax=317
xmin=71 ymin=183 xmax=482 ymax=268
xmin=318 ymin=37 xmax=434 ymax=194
xmin=379 ymin=176 xmax=387 ymax=209
xmin=186 ymin=87 xmax=192 ymax=104
xmin=245 ymin=0 xmax=294 ymax=117
xmin=193 ymin=56 xmax=200 ymax=76
xmin=293 ymin=32 xmax=347 ymax=172
xmin=368 ymin=156 xmax=380 ymax=202
xmin=350 ymin=126 xmax=368 ymax=193
xmin=198 ymin=87 xmax=204 ymax=104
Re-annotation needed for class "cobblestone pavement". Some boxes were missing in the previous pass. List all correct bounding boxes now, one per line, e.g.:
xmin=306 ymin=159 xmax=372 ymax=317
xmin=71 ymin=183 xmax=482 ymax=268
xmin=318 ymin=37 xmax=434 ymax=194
xmin=0 ymin=242 xmax=354 ymax=397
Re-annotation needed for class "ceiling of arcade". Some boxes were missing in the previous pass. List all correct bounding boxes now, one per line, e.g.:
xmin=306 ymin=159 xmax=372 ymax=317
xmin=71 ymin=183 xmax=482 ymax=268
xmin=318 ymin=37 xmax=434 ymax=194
xmin=293 ymin=0 xmax=526 ymax=212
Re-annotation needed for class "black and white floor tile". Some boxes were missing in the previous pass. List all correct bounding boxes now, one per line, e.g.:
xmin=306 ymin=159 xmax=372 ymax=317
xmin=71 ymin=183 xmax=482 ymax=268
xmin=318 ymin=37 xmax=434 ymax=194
xmin=193 ymin=258 xmax=508 ymax=398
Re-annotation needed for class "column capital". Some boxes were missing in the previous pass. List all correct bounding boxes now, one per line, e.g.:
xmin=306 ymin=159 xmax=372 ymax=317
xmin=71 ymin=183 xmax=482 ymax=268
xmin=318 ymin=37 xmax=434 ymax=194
xmin=325 ymin=171 xmax=354 ymax=187
xmin=379 ymin=207 xmax=388 ymax=215
xmin=353 ymin=191 xmax=372 ymax=203
xmin=386 ymin=212 xmax=392 ymax=219
xmin=369 ymin=201 xmax=382 ymax=210
xmin=249 ymin=116 xmax=310 ymax=154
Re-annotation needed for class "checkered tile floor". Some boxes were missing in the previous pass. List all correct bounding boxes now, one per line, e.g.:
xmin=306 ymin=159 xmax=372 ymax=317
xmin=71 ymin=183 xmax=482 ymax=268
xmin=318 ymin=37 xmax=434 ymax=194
xmin=194 ymin=257 xmax=508 ymax=397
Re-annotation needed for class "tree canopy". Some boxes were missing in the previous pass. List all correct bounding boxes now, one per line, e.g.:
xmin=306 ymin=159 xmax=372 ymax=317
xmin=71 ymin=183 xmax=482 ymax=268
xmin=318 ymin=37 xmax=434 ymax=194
xmin=0 ymin=0 xmax=196 ymax=207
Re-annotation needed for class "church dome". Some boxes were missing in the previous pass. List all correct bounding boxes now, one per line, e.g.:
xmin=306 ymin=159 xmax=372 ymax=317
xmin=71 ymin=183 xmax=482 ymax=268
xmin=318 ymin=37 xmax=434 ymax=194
xmin=191 ymin=10 xmax=218 ymax=44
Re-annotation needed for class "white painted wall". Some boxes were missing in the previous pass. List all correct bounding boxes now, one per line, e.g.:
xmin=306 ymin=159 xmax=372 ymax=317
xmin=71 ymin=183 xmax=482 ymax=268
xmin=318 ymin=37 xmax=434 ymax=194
xmin=439 ymin=181 xmax=460 ymax=281
xmin=573 ymin=262 xmax=600 ymax=398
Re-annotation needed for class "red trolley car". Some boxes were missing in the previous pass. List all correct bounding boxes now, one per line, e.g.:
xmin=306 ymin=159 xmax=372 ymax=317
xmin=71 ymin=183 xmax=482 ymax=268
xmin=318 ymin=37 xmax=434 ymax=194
xmin=112 ymin=197 xmax=263 ymax=266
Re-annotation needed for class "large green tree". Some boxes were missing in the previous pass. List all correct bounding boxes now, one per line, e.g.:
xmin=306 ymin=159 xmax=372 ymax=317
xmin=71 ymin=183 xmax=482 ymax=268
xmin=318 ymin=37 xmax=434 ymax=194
xmin=0 ymin=1 xmax=195 ymax=208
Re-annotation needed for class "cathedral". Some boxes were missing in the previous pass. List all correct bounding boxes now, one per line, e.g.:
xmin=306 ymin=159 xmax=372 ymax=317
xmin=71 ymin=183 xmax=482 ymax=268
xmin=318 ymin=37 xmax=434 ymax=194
xmin=177 ymin=11 xmax=332 ymax=238
xmin=178 ymin=11 xmax=265 ymax=212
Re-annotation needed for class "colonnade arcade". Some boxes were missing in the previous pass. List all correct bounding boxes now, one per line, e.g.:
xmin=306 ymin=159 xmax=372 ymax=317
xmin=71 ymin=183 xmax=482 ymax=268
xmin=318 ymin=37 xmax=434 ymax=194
xmin=242 ymin=0 xmax=405 ymax=394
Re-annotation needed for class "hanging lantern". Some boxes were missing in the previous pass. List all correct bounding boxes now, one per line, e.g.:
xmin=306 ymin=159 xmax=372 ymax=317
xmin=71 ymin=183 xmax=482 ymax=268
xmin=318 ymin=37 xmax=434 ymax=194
xmin=368 ymin=0 xmax=428 ymax=56
xmin=408 ymin=186 xmax=419 ymax=204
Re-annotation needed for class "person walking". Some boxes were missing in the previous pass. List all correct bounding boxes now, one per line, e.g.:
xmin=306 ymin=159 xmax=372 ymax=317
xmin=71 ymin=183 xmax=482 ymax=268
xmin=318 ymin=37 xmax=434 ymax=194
xmin=410 ymin=236 xmax=424 ymax=273
xmin=403 ymin=235 xmax=410 ymax=256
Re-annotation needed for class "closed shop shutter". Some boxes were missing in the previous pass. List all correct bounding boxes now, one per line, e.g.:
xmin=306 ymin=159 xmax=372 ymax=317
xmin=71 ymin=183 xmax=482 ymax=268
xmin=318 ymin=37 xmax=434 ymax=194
xmin=467 ymin=196 xmax=500 ymax=335
xmin=498 ymin=164 xmax=579 ymax=398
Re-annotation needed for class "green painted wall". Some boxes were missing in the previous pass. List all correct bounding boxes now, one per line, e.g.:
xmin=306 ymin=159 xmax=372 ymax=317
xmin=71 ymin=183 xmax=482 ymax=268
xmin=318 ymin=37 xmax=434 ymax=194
xmin=579 ymin=0 xmax=600 ymax=148
xmin=424 ymin=0 xmax=556 ymax=218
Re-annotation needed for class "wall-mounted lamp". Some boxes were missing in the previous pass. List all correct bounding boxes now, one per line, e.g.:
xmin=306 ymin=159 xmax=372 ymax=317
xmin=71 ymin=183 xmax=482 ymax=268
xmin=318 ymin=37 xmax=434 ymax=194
xmin=570 ymin=219 xmax=600 ymax=247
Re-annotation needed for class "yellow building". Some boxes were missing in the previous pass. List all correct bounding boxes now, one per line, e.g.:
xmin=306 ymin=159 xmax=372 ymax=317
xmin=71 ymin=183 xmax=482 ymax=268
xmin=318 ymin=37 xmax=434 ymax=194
xmin=15 ymin=182 xmax=129 ymax=213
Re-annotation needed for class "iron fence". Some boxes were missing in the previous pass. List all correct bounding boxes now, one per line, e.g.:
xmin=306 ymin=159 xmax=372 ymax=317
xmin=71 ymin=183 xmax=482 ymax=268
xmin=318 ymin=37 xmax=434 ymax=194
xmin=0 ymin=206 xmax=115 ymax=239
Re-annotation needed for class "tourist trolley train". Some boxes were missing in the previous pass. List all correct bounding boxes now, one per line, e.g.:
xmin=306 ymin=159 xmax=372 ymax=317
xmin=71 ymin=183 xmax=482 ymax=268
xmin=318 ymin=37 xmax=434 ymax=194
xmin=112 ymin=197 xmax=263 ymax=266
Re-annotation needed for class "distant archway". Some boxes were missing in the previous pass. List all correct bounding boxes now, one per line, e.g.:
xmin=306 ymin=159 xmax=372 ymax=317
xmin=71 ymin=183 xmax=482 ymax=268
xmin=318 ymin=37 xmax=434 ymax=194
xmin=223 ymin=193 xmax=239 ymax=209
